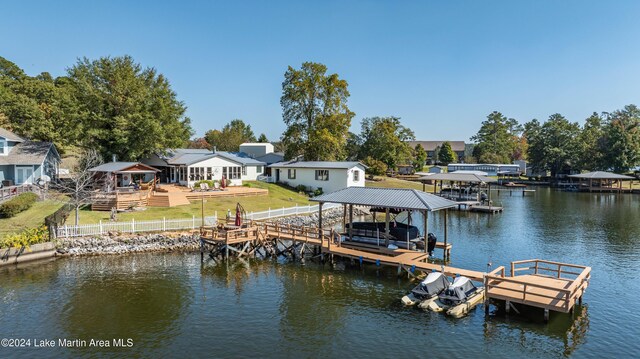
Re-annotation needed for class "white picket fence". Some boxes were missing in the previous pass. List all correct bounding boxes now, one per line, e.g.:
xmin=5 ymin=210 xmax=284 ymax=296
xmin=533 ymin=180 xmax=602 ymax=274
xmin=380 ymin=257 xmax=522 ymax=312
xmin=56 ymin=203 xmax=337 ymax=238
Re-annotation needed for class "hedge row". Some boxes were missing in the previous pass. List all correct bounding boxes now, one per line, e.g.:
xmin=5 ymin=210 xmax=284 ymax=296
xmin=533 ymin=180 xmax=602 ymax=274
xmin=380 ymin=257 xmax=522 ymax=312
xmin=0 ymin=192 xmax=39 ymax=218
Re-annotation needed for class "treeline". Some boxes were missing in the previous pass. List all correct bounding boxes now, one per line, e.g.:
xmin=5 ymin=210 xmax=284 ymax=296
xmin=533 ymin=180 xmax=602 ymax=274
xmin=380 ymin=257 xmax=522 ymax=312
xmin=470 ymin=107 xmax=640 ymax=175
xmin=0 ymin=56 xmax=192 ymax=161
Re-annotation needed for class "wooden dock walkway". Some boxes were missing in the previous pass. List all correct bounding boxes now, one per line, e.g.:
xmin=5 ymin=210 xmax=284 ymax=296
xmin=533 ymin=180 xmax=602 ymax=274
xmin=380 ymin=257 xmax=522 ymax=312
xmin=200 ymin=222 xmax=590 ymax=320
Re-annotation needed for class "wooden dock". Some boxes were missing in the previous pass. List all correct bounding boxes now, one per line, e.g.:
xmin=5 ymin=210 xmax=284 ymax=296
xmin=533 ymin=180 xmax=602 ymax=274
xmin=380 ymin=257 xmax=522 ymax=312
xmin=200 ymin=222 xmax=590 ymax=321
xmin=485 ymin=259 xmax=590 ymax=320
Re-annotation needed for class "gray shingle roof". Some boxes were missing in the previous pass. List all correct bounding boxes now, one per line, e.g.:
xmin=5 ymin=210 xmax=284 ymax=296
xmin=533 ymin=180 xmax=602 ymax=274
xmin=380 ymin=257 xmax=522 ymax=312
xmin=311 ymin=187 xmax=457 ymax=211
xmin=269 ymin=161 xmax=366 ymax=169
xmin=568 ymin=171 xmax=634 ymax=180
xmin=0 ymin=128 xmax=25 ymax=142
xmin=0 ymin=141 xmax=56 ymax=165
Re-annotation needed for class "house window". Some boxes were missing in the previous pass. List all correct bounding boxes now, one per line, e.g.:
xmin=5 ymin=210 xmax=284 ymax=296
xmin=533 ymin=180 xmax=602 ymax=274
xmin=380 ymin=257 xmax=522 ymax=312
xmin=353 ymin=170 xmax=359 ymax=182
xmin=0 ymin=139 xmax=5 ymax=155
xmin=242 ymin=166 xmax=247 ymax=176
xmin=288 ymin=169 xmax=296 ymax=179
xmin=257 ymin=166 xmax=263 ymax=174
xmin=315 ymin=170 xmax=329 ymax=181
xmin=207 ymin=167 xmax=212 ymax=180
xmin=226 ymin=166 xmax=241 ymax=180
xmin=223 ymin=167 xmax=227 ymax=178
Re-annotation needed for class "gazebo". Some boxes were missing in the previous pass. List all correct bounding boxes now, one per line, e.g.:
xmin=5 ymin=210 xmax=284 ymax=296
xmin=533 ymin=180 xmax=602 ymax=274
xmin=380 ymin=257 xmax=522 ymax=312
xmin=311 ymin=187 xmax=457 ymax=258
xmin=419 ymin=172 xmax=497 ymax=202
xmin=568 ymin=171 xmax=635 ymax=193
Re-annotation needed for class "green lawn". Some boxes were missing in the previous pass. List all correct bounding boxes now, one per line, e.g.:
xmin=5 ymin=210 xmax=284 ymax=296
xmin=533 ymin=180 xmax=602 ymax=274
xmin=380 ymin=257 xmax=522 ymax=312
xmin=366 ymin=176 xmax=435 ymax=192
xmin=76 ymin=182 xmax=312 ymax=224
xmin=0 ymin=199 xmax=64 ymax=237
xmin=0 ymin=182 xmax=312 ymax=233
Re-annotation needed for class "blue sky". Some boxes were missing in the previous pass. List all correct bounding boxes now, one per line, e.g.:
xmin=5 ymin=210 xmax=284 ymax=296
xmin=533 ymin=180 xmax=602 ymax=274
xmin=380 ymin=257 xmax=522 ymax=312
xmin=2 ymin=0 xmax=639 ymax=141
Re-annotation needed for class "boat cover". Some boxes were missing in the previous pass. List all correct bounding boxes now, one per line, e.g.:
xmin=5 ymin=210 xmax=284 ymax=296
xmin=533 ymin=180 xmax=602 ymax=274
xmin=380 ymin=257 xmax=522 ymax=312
xmin=438 ymin=276 xmax=478 ymax=305
xmin=411 ymin=272 xmax=450 ymax=300
xmin=346 ymin=222 xmax=420 ymax=241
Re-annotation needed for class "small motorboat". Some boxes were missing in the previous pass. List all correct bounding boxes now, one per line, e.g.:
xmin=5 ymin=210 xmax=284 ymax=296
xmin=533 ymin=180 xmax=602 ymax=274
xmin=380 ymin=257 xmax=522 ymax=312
xmin=401 ymin=272 xmax=450 ymax=306
xmin=428 ymin=276 xmax=485 ymax=318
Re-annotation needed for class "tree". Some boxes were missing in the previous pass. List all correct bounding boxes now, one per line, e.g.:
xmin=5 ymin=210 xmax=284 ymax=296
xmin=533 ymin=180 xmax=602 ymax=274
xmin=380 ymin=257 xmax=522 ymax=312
xmin=525 ymin=114 xmax=581 ymax=177
xmin=577 ymin=112 xmax=607 ymax=171
xmin=437 ymin=141 xmax=457 ymax=165
xmin=53 ymin=149 xmax=103 ymax=225
xmin=471 ymin=111 xmax=522 ymax=163
xmin=362 ymin=156 xmax=388 ymax=176
xmin=280 ymin=62 xmax=354 ymax=160
xmin=358 ymin=116 xmax=415 ymax=170
xmin=68 ymin=56 xmax=192 ymax=160
xmin=205 ymin=119 xmax=256 ymax=152
xmin=0 ymin=57 xmax=82 ymax=151
xmin=187 ymin=137 xmax=211 ymax=149
xmin=345 ymin=132 xmax=362 ymax=161
xmin=413 ymin=144 xmax=427 ymax=170
xmin=257 ymin=133 xmax=269 ymax=143
xmin=602 ymin=105 xmax=640 ymax=173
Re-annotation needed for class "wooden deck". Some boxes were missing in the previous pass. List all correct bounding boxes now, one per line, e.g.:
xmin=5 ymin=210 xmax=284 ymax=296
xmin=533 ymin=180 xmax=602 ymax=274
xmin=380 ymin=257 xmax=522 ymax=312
xmin=200 ymin=222 xmax=590 ymax=318
xmin=485 ymin=259 xmax=590 ymax=314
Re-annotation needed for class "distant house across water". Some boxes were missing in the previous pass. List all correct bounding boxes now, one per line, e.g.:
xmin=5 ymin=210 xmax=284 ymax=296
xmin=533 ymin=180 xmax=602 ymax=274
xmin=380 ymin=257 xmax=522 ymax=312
xmin=407 ymin=141 xmax=466 ymax=164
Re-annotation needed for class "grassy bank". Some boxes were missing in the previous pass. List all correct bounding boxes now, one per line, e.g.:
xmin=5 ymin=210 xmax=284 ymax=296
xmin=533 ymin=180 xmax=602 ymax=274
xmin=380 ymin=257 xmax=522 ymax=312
xmin=0 ymin=182 xmax=311 ymax=232
xmin=366 ymin=176 xmax=435 ymax=192
xmin=0 ymin=200 xmax=63 ymax=237
xmin=76 ymin=182 xmax=311 ymax=224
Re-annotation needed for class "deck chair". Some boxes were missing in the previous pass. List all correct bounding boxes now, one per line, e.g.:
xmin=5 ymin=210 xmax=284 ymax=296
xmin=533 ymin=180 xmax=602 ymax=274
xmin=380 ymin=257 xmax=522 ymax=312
xmin=200 ymin=183 xmax=209 ymax=191
xmin=214 ymin=182 xmax=221 ymax=191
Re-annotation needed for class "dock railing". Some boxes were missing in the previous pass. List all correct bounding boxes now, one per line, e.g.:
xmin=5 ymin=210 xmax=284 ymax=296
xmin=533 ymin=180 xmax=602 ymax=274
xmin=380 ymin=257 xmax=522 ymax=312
xmin=485 ymin=259 xmax=591 ymax=312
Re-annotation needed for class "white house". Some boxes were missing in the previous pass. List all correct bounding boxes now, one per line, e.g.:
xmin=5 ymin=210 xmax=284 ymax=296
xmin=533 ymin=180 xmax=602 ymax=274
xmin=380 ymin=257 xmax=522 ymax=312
xmin=141 ymin=149 xmax=266 ymax=186
xmin=239 ymin=143 xmax=274 ymax=158
xmin=269 ymin=161 xmax=366 ymax=194
xmin=0 ymin=128 xmax=60 ymax=185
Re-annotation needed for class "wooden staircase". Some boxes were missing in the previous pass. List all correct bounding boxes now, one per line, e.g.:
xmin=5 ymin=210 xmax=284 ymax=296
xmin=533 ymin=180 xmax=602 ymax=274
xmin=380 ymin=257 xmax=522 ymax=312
xmin=147 ymin=193 xmax=191 ymax=207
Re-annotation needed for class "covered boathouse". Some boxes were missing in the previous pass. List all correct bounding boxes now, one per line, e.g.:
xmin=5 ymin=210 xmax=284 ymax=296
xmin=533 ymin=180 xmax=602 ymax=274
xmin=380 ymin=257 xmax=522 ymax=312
xmin=310 ymin=187 xmax=458 ymax=259
xmin=568 ymin=171 xmax=635 ymax=193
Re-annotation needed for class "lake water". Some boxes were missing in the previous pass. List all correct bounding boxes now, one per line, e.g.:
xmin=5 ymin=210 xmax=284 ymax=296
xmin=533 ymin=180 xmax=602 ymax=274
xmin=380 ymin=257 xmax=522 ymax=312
xmin=1 ymin=188 xmax=639 ymax=358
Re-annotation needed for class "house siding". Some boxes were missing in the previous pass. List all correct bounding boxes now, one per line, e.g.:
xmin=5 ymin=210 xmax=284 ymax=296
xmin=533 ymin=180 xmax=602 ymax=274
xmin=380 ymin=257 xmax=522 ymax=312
xmin=0 ymin=165 xmax=13 ymax=182
xmin=273 ymin=165 xmax=365 ymax=194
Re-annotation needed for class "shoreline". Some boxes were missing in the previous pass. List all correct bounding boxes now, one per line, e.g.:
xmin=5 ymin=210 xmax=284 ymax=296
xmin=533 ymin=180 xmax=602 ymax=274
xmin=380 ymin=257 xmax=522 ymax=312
xmin=54 ymin=207 xmax=346 ymax=258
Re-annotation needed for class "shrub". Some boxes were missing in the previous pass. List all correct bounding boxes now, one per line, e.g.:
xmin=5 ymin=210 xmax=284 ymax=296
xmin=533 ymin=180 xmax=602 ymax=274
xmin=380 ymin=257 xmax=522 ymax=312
xmin=0 ymin=226 xmax=49 ymax=249
xmin=313 ymin=187 xmax=323 ymax=197
xmin=296 ymin=185 xmax=307 ymax=193
xmin=0 ymin=192 xmax=39 ymax=218
xmin=194 ymin=180 xmax=215 ymax=188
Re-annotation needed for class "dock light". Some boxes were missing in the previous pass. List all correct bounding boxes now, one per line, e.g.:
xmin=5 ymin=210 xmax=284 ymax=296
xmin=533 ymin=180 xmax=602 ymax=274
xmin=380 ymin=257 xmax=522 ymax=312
xmin=376 ymin=259 xmax=380 ymax=266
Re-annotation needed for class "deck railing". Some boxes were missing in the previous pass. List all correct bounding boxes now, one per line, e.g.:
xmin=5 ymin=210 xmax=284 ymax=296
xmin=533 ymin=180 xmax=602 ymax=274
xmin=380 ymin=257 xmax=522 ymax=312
xmin=0 ymin=184 xmax=43 ymax=202
xmin=484 ymin=259 xmax=591 ymax=312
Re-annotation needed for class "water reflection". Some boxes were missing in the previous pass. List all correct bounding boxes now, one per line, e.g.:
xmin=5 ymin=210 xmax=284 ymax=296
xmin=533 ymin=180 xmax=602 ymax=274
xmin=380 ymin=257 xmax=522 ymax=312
xmin=60 ymin=255 xmax=192 ymax=354
xmin=484 ymin=305 xmax=589 ymax=357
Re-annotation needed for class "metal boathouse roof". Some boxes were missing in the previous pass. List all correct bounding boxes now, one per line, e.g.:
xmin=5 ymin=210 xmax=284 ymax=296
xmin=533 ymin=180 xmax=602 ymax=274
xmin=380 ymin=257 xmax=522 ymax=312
xmin=310 ymin=187 xmax=457 ymax=212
